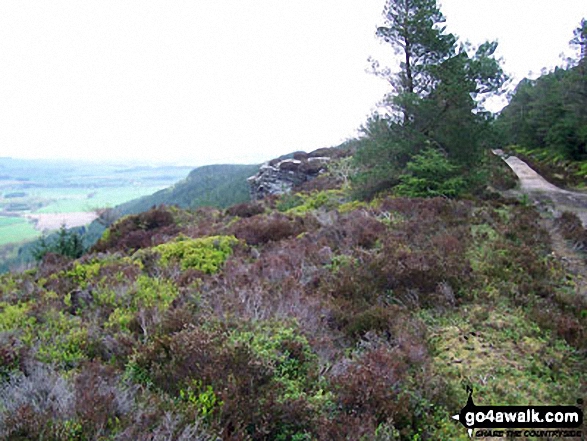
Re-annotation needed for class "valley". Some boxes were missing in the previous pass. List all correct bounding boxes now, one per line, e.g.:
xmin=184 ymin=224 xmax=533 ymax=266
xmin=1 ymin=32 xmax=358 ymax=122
xmin=0 ymin=157 xmax=194 ymax=246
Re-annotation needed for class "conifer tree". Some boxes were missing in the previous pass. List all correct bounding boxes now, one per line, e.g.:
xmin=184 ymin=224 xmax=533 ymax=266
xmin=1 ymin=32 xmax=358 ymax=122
xmin=354 ymin=0 xmax=506 ymax=197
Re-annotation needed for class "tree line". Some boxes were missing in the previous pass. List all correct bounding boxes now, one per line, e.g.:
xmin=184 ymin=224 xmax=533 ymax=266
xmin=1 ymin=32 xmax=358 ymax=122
xmin=352 ymin=0 xmax=586 ymax=198
xmin=496 ymin=19 xmax=587 ymax=161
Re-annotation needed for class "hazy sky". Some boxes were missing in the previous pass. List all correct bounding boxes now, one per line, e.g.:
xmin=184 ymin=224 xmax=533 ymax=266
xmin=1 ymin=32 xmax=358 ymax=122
xmin=1 ymin=1 xmax=586 ymax=165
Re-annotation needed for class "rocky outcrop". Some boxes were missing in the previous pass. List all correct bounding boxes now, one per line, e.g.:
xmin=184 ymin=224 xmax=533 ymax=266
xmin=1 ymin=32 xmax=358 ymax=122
xmin=248 ymin=149 xmax=338 ymax=200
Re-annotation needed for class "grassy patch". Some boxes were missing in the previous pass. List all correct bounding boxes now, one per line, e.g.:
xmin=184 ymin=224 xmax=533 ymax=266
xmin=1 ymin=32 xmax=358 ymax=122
xmin=424 ymin=304 xmax=584 ymax=407
xmin=0 ymin=218 xmax=40 ymax=246
xmin=35 ymin=186 xmax=167 ymax=214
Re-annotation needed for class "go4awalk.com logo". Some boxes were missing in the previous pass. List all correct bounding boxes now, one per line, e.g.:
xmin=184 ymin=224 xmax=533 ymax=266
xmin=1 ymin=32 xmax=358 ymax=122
xmin=452 ymin=387 xmax=584 ymax=438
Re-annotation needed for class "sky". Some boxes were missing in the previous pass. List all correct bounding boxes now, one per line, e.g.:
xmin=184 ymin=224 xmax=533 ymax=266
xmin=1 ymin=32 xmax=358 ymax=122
xmin=0 ymin=1 xmax=586 ymax=166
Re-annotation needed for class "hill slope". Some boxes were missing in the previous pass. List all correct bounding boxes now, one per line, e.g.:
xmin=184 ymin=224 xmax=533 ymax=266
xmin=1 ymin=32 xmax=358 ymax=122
xmin=1 ymin=163 xmax=259 ymax=273
xmin=114 ymin=163 xmax=260 ymax=215
xmin=0 ymin=155 xmax=584 ymax=439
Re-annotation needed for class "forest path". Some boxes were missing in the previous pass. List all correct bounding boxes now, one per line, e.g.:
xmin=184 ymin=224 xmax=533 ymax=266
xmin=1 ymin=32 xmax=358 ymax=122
xmin=493 ymin=149 xmax=587 ymax=227
xmin=493 ymin=149 xmax=587 ymax=299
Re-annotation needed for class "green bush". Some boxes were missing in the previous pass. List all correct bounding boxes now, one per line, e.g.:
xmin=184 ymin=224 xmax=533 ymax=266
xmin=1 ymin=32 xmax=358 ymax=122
xmin=0 ymin=301 xmax=35 ymax=332
xmin=154 ymin=235 xmax=240 ymax=273
xmin=228 ymin=321 xmax=318 ymax=401
xmin=284 ymin=190 xmax=346 ymax=215
xmin=395 ymin=148 xmax=467 ymax=198
xmin=36 ymin=310 xmax=88 ymax=367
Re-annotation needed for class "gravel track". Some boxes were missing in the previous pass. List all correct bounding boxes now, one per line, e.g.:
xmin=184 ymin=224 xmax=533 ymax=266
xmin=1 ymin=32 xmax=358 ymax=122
xmin=493 ymin=149 xmax=587 ymax=227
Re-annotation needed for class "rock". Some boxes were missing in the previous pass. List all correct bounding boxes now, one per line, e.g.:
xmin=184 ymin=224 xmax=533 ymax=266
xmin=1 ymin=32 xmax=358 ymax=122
xmin=278 ymin=159 xmax=302 ymax=172
xmin=293 ymin=151 xmax=309 ymax=161
xmin=247 ymin=144 xmax=354 ymax=200
xmin=248 ymin=150 xmax=332 ymax=200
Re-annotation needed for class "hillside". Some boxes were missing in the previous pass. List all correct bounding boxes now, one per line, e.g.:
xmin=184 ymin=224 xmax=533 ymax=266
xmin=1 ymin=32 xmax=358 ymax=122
xmin=0 ymin=3 xmax=586 ymax=440
xmin=1 ymin=163 xmax=259 ymax=273
xmin=114 ymin=164 xmax=260 ymax=215
xmin=0 ymin=153 xmax=584 ymax=439
xmin=81 ymin=163 xmax=260 ymax=246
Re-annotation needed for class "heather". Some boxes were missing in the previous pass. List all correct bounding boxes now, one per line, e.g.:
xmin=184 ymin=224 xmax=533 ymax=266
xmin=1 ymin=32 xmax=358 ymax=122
xmin=0 ymin=167 xmax=585 ymax=440
xmin=0 ymin=4 xmax=586 ymax=438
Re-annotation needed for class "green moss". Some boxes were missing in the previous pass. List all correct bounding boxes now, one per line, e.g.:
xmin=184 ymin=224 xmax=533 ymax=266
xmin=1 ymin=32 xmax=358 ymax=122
xmin=423 ymin=305 xmax=584 ymax=407
xmin=154 ymin=235 xmax=240 ymax=273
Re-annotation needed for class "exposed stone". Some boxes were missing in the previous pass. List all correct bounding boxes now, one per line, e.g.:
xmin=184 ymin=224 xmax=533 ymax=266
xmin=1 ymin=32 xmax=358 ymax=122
xmin=248 ymin=151 xmax=332 ymax=200
xmin=293 ymin=151 xmax=309 ymax=161
xmin=308 ymin=147 xmax=335 ymax=158
xmin=278 ymin=159 xmax=302 ymax=172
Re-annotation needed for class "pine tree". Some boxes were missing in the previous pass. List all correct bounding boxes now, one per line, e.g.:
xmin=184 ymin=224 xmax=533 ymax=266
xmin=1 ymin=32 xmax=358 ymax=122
xmin=355 ymin=0 xmax=506 ymax=197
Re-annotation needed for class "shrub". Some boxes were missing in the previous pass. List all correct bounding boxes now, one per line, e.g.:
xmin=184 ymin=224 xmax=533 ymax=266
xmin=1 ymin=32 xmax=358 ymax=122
xmin=73 ymin=361 xmax=135 ymax=436
xmin=230 ymin=213 xmax=306 ymax=245
xmin=132 ymin=322 xmax=322 ymax=439
xmin=0 ymin=301 xmax=36 ymax=333
xmin=228 ymin=321 xmax=318 ymax=401
xmin=395 ymin=148 xmax=467 ymax=198
xmin=225 ymin=202 xmax=265 ymax=218
xmin=321 ymin=255 xmax=382 ymax=304
xmin=337 ymin=210 xmax=386 ymax=249
xmin=0 ymin=333 xmax=24 ymax=380
xmin=276 ymin=193 xmax=305 ymax=212
xmin=92 ymin=207 xmax=178 ymax=252
xmin=486 ymin=151 xmax=518 ymax=190
xmin=331 ymin=345 xmax=409 ymax=424
xmin=341 ymin=305 xmax=398 ymax=340
xmin=0 ymin=363 xmax=75 ymax=439
xmin=35 ymin=309 xmax=88 ymax=368
xmin=154 ymin=235 xmax=240 ymax=273
xmin=556 ymin=211 xmax=587 ymax=251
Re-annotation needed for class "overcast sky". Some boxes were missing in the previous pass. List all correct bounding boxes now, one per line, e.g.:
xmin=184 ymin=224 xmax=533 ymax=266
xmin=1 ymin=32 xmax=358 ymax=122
xmin=1 ymin=1 xmax=586 ymax=165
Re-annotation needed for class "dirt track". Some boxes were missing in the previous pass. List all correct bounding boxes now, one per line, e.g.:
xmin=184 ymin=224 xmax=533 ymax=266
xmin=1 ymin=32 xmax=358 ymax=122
xmin=493 ymin=150 xmax=587 ymax=300
xmin=493 ymin=150 xmax=587 ymax=227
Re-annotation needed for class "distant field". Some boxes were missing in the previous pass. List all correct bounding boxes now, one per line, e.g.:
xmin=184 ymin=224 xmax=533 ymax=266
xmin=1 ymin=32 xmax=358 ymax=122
xmin=0 ymin=216 xmax=39 ymax=246
xmin=0 ymin=217 xmax=22 ymax=227
xmin=34 ymin=185 xmax=168 ymax=214
xmin=0 ymin=185 xmax=169 ymax=245
xmin=0 ymin=158 xmax=193 ymax=249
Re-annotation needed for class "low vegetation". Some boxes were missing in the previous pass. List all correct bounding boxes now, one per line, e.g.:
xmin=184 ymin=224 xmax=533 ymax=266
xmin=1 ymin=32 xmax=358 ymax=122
xmin=0 ymin=156 xmax=585 ymax=439
xmin=0 ymin=2 xmax=585 ymax=440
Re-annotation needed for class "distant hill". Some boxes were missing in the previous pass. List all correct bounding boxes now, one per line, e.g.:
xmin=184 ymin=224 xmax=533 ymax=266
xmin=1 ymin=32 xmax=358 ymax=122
xmin=81 ymin=163 xmax=259 ymax=245
xmin=115 ymin=163 xmax=260 ymax=215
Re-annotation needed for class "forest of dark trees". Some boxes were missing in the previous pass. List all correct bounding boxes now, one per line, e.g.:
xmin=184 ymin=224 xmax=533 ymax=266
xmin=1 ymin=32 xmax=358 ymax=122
xmin=497 ymin=19 xmax=587 ymax=161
